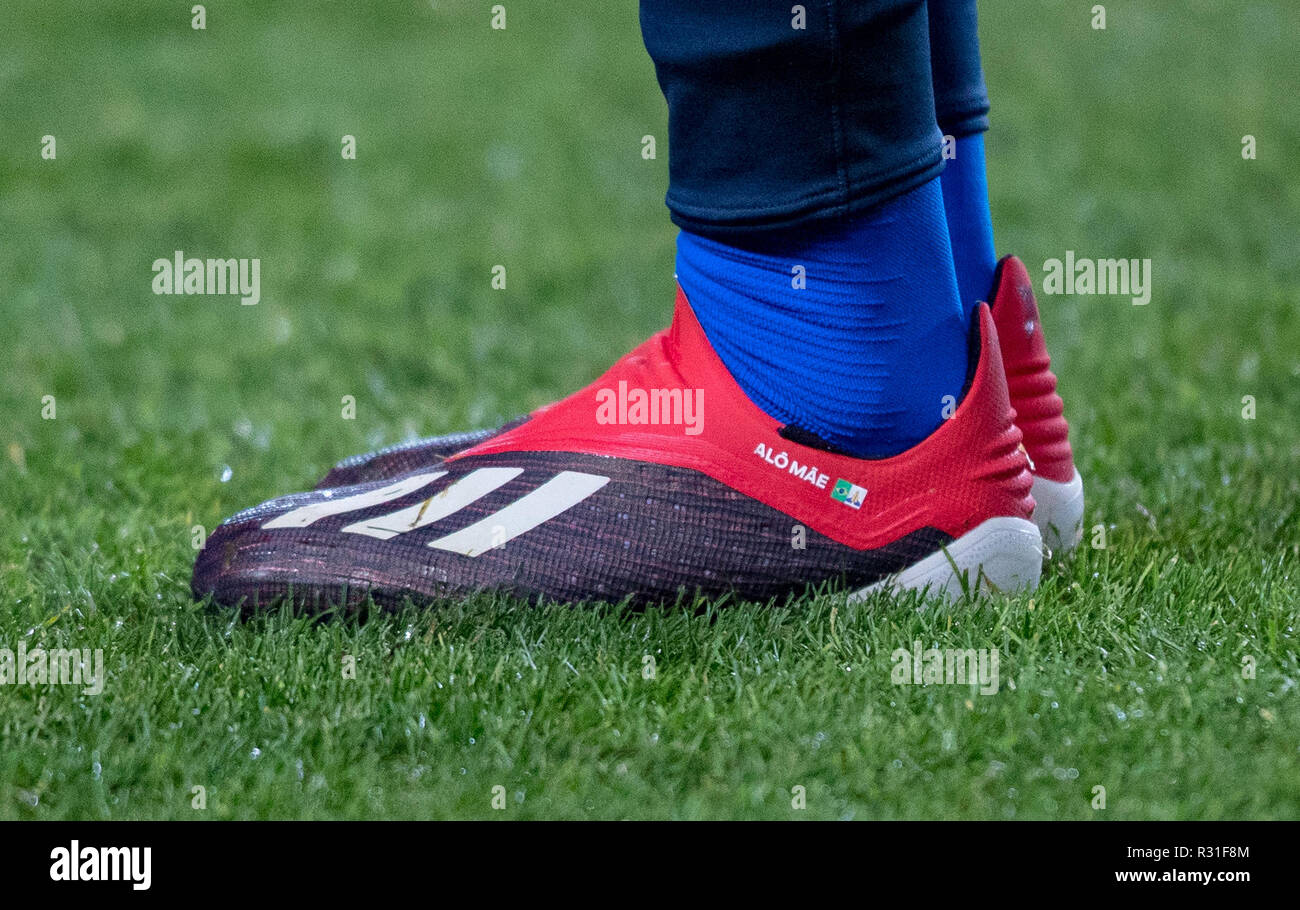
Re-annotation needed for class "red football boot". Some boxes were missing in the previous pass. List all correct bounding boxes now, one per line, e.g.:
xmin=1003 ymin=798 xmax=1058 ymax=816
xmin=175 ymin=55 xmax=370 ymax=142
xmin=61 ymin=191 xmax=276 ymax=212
xmin=194 ymin=287 xmax=1040 ymax=610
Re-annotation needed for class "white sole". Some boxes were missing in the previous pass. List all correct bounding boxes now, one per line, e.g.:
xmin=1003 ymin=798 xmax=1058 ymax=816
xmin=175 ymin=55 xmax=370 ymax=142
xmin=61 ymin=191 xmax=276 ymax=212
xmin=1030 ymin=469 xmax=1084 ymax=556
xmin=847 ymin=516 xmax=1043 ymax=605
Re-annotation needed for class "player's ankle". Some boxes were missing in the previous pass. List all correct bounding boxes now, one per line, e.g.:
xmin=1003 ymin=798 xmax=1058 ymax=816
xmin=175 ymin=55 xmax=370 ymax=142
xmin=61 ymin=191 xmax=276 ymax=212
xmin=676 ymin=177 xmax=970 ymax=458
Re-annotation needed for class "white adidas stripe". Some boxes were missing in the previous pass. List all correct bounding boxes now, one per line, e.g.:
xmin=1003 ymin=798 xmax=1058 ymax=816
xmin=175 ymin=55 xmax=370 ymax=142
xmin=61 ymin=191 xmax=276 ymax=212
xmin=261 ymin=471 xmax=447 ymax=529
xmin=427 ymin=470 xmax=610 ymax=557
xmin=340 ymin=467 xmax=523 ymax=540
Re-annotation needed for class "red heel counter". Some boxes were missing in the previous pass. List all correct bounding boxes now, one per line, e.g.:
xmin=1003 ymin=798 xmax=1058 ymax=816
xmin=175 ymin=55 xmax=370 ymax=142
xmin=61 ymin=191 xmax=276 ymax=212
xmin=991 ymin=257 xmax=1076 ymax=484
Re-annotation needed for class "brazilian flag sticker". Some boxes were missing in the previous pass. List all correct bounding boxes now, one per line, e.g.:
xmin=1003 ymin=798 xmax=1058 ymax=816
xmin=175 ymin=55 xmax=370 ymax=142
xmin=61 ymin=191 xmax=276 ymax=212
xmin=830 ymin=478 xmax=867 ymax=510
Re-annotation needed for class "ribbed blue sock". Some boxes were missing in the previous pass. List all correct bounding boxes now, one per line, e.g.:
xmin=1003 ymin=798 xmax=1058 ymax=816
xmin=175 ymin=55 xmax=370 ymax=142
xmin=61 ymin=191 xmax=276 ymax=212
xmin=939 ymin=133 xmax=998 ymax=316
xmin=676 ymin=177 xmax=970 ymax=459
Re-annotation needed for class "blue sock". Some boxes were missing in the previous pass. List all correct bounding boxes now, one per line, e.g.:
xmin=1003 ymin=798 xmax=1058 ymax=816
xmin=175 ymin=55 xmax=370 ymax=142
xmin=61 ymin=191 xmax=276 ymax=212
xmin=676 ymin=177 xmax=970 ymax=459
xmin=939 ymin=133 xmax=998 ymax=316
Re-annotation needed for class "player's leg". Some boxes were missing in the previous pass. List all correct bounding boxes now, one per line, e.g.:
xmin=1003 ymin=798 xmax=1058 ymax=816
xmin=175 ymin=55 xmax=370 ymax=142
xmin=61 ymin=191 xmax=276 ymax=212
xmin=928 ymin=0 xmax=996 ymax=315
xmin=194 ymin=1 xmax=1040 ymax=610
xmin=646 ymin=0 xmax=968 ymax=458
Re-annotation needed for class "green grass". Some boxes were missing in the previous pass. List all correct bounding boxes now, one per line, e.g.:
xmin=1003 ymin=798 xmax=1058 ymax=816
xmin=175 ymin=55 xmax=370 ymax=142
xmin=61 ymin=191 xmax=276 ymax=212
xmin=1 ymin=0 xmax=1297 ymax=819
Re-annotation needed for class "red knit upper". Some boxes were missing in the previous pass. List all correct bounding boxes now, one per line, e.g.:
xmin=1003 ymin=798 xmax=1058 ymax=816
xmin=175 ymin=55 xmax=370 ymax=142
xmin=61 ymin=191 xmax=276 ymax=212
xmin=454 ymin=285 xmax=1035 ymax=551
